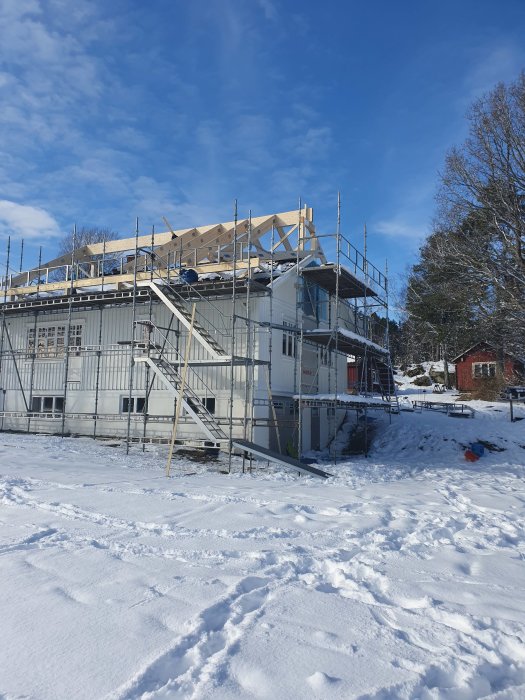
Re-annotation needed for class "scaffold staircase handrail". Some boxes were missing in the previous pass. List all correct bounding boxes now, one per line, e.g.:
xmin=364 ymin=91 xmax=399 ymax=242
xmin=370 ymin=355 xmax=399 ymax=409
xmin=138 ymin=280 xmax=229 ymax=359
xmin=135 ymin=355 xmax=227 ymax=443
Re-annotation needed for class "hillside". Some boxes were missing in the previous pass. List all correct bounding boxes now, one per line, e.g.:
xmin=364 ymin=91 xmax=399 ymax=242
xmin=1 ymin=392 xmax=525 ymax=699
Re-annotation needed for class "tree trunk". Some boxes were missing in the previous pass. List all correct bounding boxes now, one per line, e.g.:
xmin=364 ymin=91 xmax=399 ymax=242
xmin=442 ymin=347 xmax=451 ymax=389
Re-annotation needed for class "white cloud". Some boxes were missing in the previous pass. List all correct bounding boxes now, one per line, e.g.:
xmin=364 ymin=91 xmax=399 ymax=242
xmin=284 ymin=126 xmax=333 ymax=159
xmin=0 ymin=200 xmax=61 ymax=241
xmin=461 ymin=43 xmax=525 ymax=105
xmin=256 ymin=0 xmax=278 ymax=21
xmin=374 ymin=218 xmax=427 ymax=241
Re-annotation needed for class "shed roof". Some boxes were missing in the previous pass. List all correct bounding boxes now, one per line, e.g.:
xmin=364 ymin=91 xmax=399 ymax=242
xmin=451 ymin=342 xmax=524 ymax=365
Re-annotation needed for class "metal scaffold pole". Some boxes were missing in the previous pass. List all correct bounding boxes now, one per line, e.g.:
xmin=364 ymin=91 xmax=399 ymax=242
xmin=296 ymin=199 xmax=303 ymax=461
xmin=0 ymin=236 xmax=10 ymax=431
xmin=126 ymin=219 xmax=140 ymax=454
xmin=27 ymin=246 xmax=42 ymax=433
xmin=266 ymin=223 xmax=281 ymax=454
xmin=93 ymin=240 xmax=106 ymax=440
xmin=228 ymin=200 xmax=238 ymax=473
xmin=242 ymin=211 xmax=255 ymax=472
xmin=333 ymin=192 xmax=341 ymax=465
xmin=61 ymin=227 xmax=76 ymax=438
xmin=363 ymin=223 xmax=369 ymax=456
xmin=142 ymin=225 xmax=155 ymax=451
xmin=384 ymin=259 xmax=395 ymax=421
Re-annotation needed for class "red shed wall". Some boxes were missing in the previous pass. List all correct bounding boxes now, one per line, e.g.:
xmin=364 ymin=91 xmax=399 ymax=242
xmin=455 ymin=348 xmax=520 ymax=391
xmin=347 ymin=364 xmax=358 ymax=390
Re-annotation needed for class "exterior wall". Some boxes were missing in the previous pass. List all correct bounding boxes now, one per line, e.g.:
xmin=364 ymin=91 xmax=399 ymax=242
xmin=0 ymin=295 xmax=261 ymax=442
xmin=455 ymin=347 xmax=523 ymax=391
xmin=257 ymin=272 xmax=351 ymax=455
xmin=0 ymin=268 xmax=376 ymax=455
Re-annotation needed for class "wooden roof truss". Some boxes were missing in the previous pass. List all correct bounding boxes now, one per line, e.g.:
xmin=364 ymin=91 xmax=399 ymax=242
xmin=5 ymin=207 xmax=323 ymax=298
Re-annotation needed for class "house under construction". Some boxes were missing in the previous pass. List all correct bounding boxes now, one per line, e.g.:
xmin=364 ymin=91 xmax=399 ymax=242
xmin=0 ymin=206 xmax=395 ymax=472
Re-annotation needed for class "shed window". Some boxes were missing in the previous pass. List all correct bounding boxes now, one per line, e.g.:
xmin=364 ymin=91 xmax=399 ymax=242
xmin=472 ymin=362 xmax=496 ymax=379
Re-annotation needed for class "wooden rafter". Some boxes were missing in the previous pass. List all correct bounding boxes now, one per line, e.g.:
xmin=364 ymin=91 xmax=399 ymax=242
xmin=5 ymin=207 xmax=318 ymax=297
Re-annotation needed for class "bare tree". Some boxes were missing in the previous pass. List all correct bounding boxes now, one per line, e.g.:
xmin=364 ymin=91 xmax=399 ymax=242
xmin=439 ymin=73 xmax=525 ymax=282
xmin=58 ymin=226 xmax=117 ymax=257
xmin=430 ymin=72 xmax=525 ymax=357
xmin=48 ymin=226 xmax=119 ymax=282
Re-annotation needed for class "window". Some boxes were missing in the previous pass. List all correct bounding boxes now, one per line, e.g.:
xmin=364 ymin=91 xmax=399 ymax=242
xmin=473 ymin=362 xmax=496 ymax=379
xmin=202 ymin=397 xmax=216 ymax=414
xmin=69 ymin=324 xmax=83 ymax=350
xmin=302 ymin=280 xmax=328 ymax=322
xmin=31 ymin=396 xmax=65 ymax=413
xmin=184 ymin=397 xmax=216 ymax=415
xmin=282 ymin=322 xmax=296 ymax=357
xmin=121 ymin=397 xmax=146 ymax=413
xmin=320 ymin=348 xmax=332 ymax=366
xmin=28 ymin=324 xmax=83 ymax=358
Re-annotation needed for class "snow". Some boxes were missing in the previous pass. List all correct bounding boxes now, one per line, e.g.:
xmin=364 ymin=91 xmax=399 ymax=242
xmin=307 ymin=327 xmax=388 ymax=355
xmin=294 ymin=393 xmax=389 ymax=407
xmin=1 ymin=401 xmax=525 ymax=699
xmin=395 ymin=362 xmax=456 ymax=398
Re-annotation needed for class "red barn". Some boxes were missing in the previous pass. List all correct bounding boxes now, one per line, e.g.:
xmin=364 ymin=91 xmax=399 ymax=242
xmin=452 ymin=342 xmax=524 ymax=392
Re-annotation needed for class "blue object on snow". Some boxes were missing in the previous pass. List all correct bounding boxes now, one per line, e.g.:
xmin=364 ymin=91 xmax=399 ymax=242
xmin=470 ymin=442 xmax=485 ymax=458
xmin=179 ymin=268 xmax=198 ymax=285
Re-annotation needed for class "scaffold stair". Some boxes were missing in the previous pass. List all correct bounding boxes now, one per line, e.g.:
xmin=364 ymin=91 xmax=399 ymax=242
xmin=135 ymin=356 xmax=227 ymax=443
xmin=139 ymin=281 xmax=229 ymax=359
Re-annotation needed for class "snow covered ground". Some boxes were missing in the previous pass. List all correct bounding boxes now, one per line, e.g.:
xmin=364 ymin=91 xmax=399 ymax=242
xmin=1 ymin=400 xmax=525 ymax=699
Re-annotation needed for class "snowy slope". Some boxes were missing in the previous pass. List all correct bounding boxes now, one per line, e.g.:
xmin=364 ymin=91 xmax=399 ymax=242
xmin=394 ymin=362 xmax=456 ymax=398
xmin=1 ymin=403 xmax=525 ymax=699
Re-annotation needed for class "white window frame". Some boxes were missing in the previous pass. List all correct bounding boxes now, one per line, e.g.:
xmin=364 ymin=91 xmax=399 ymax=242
xmin=282 ymin=321 xmax=296 ymax=358
xmin=31 ymin=396 xmax=65 ymax=414
xmin=202 ymin=397 xmax=216 ymax=414
xmin=28 ymin=323 xmax=83 ymax=358
xmin=320 ymin=347 xmax=332 ymax=367
xmin=472 ymin=362 xmax=496 ymax=379
xmin=120 ymin=396 xmax=146 ymax=414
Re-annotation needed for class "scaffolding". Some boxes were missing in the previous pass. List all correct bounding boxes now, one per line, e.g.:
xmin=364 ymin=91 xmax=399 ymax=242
xmin=0 ymin=204 xmax=396 ymax=472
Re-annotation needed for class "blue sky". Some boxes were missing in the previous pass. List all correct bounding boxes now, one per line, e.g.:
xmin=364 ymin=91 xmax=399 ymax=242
xmin=1 ymin=0 xmax=524 ymax=300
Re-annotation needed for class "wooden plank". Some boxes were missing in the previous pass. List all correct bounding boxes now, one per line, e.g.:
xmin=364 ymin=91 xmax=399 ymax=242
xmin=232 ymin=439 xmax=332 ymax=478
xmin=6 ymin=253 xmax=315 ymax=298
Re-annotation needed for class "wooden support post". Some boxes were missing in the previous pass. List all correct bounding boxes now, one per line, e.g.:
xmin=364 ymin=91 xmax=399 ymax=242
xmin=166 ymin=303 xmax=196 ymax=477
